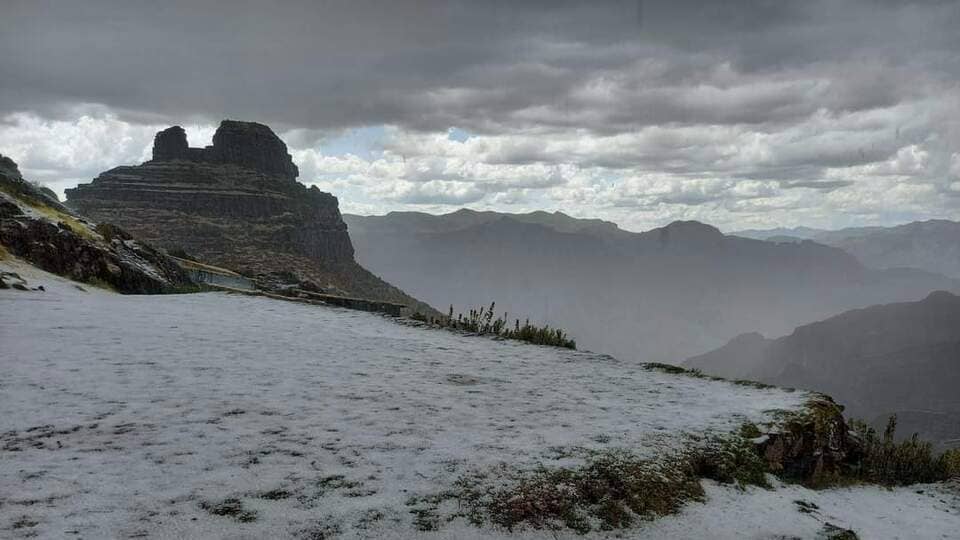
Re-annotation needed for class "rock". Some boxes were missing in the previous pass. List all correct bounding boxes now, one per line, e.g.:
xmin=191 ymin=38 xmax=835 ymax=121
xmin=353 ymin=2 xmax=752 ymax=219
xmin=0 ymin=154 xmax=21 ymax=179
xmin=0 ymin=152 xmax=72 ymax=213
xmin=66 ymin=120 xmax=433 ymax=313
xmin=1 ymin=155 xmax=193 ymax=294
xmin=0 ymin=199 xmax=22 ymax=219
xmin=756 ymin=397 xmax=854 ymax=487
xmin=149 ymin=120 xmax=298 ymax=180
xmin=0 ymin=271 xmax=29 ymax=291
xmin=0 ymin=216 xmax=191 ymax=293
xmin=152 ymin=126 xmax=189 ymax=161
xmin=207 ymin=120 xmax=299 ymax=180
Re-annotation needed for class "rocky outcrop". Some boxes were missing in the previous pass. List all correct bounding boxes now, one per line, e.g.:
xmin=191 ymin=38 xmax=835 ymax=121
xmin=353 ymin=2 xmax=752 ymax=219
xmin=0 ymin=154 xmax=192 ymax=293
xmin=150 ymin=121 xmax=299 ymax=180
xmin=152 ymin=126 xmax=190 ymax=161
xmin=756 ymin=398 xmax=852 ymax=487
xmin=66 ymin=120 xmax=431 ymax=311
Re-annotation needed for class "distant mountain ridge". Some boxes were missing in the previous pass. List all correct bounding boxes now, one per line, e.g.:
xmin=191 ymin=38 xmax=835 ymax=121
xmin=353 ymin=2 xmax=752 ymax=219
xmin=684 ymin=291 xmax=960 ymax=448
xmin=344 ymin=209 xmax=959 ymax=363
xmin=734 ymin=220 xmax=960 ymax=278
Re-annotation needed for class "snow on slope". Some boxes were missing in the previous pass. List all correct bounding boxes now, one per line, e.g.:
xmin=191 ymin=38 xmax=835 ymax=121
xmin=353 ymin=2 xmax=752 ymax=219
xmin=1 ymin=262 xmax=958 ymax=539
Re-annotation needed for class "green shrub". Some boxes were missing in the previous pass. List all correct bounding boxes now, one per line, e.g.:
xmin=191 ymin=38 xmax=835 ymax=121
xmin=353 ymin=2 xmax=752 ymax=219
xmin=848 ymin=415 xmax=958 ymax=486
xmin=692 ymin=434 xmax=771 ymax=489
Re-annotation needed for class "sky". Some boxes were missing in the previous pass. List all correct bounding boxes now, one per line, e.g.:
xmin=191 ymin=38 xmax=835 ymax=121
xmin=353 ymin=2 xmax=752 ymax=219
xmin=1 ymin=0 xmax=958 ymax=232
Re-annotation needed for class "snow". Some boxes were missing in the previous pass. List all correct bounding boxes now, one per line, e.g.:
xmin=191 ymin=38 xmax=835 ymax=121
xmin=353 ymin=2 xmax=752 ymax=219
xmin=1 ymin=261 xmax=958 ymax=539
xmin=643 ymin=479 xmax=960 ymax=540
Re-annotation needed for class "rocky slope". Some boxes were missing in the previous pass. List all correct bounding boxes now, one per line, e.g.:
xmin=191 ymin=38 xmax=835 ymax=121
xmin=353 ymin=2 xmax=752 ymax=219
xmin=735 ymin=220 xmax=960 ymax=279
xmin=0 ymin=154 xmax=191 ymax=293
xmin=685 ymin=291 xmax=960 ymax=448
xmin=344 ymin=210 xmax=959 ymax=363
xmin=66 ymin=120 xmax=431 ymax=312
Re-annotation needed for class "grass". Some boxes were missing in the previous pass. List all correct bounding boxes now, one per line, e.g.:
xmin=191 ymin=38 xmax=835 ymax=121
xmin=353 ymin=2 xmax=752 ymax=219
xmin=455 ymin=428 xmax=779 ymax=534
xmin=0 ymin=183 xmax=96 ymax=240
xmin=453 ymin=404 xmax=960 ymax=534
xmin=199 ymin=498 xmax=258 ymax=523
xmin=642 ymin=362 xmax=781 ymax=390
xmin=0 ymin=243 xmax=9 ymax=260
xmin=456 ymin=452 xmax=705 ymax=533
xmin=414 ymin=302 xmax=577 ymax=349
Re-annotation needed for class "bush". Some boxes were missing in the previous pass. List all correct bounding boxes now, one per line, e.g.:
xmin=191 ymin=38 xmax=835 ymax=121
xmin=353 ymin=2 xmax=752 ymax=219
xmin=848 ymin=415 xmax=960 ymax=486
xmin=427 ymin=302 xmax=576 ymax=349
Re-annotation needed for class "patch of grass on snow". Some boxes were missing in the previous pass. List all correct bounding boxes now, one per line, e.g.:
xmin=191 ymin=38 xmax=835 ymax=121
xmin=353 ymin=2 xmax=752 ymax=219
xmin=642 ymin=362 xmax=785 ymax=391
xmin=199 ymin=498 xmax=258 ymax=523
xmin=453 ymin=431 xmax=777 ymax=534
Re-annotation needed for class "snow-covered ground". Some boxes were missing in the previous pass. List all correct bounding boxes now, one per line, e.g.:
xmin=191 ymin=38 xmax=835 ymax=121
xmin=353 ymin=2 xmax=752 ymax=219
xmin=2 ymin=261 xmax=958 ymax=539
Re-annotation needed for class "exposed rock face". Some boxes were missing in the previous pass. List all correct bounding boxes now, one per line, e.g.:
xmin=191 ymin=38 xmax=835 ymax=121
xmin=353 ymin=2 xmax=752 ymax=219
xmin=152 ymin=126 xmax=189 ymax=161
xmin=756 ymin=398 xmax=852 ymax=487
xmin=150 ymin=121 xmax=299 ymax=180
xmin=66 ymin=120 xmax=429 ymax=310
xmin=0 ymin=154 xmax=192 ymax=293
xmin=208 ymin=120 xmax=299 ymax=180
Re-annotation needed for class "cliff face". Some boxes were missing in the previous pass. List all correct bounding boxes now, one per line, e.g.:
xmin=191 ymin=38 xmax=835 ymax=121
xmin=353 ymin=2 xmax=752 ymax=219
xmin=66 ymin=120 xmax=428 ymax=309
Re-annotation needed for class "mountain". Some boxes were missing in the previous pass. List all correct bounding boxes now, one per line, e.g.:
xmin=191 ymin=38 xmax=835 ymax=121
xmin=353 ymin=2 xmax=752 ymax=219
xmin=0 ymin=154 xmax=190 ymax=293
xmin=65 ymin=120 xmax=432 ymax=312
xmin=734 ymin=220 xmax=960 ymax=278
xmin=733 ymin=226 xmax=833 ymax=240
xmin=685 ymin=291 xmax=960 ymax=448
xmin=344 ymin=210 xmax=959 ymax=363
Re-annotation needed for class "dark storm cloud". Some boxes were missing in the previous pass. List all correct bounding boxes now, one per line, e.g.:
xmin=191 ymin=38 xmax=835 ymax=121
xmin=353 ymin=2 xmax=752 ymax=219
xmin=1 ymin=0 xmax=956 ymax=133
xmin=2 ymin=0 xmax=959 ymax=228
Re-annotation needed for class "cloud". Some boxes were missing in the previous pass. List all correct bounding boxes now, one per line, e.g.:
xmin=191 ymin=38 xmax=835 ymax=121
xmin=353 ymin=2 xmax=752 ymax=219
xmin=0 ymin=0 xmax=958 ymax=231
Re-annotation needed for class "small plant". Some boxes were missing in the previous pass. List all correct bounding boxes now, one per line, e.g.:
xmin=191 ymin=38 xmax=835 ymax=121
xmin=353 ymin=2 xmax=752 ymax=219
xmin=426 ymin=302 xmax=576 ymax=349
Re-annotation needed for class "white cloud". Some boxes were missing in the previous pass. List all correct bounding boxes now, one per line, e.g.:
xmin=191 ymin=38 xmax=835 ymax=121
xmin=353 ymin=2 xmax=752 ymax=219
xmin=2 ymin=99 xmax=958 ymax=233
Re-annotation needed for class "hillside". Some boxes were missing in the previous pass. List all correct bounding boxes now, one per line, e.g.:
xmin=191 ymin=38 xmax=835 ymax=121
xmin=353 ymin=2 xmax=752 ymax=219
xmin=2 ymin=263 xmax=958 ymax=538
xmin=734 ymin=220 xmax=960 ymax=278
xmin=0 ymin=154 xmax=191 ymax=293
xmin=344 ymin=210 xmax=959 ymax=363
xmin=685 ymin=291 xmax=960 ymax=448
xmin=65 ymin=121 xmax=433 ymax=313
